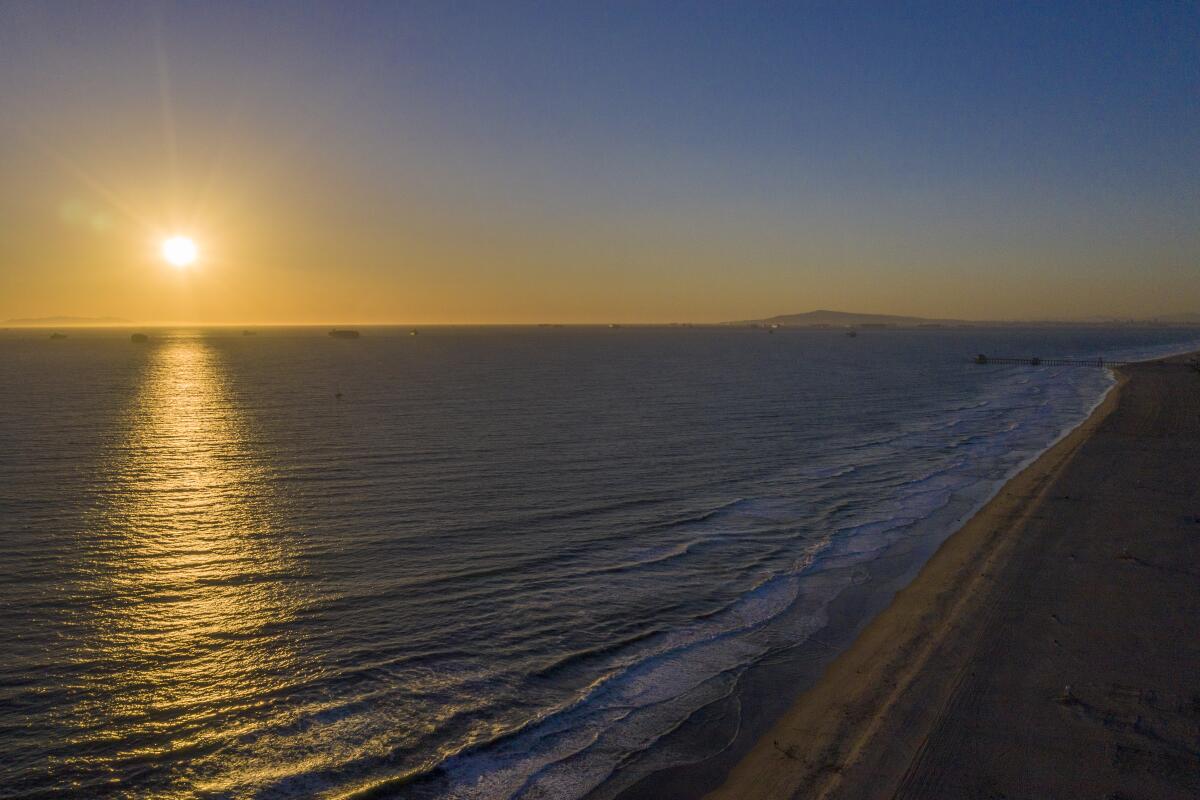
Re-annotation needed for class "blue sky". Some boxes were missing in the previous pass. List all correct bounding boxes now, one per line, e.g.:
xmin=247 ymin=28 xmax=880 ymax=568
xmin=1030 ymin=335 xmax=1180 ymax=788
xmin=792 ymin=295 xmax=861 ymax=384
xmin=2 ymin=1 xmax=1198 ymax=322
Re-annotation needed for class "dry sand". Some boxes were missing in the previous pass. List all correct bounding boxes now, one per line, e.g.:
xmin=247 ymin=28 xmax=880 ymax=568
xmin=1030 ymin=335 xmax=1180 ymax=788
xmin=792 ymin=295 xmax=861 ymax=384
xmin=705 ymin=355 xmax=1200 ymax=800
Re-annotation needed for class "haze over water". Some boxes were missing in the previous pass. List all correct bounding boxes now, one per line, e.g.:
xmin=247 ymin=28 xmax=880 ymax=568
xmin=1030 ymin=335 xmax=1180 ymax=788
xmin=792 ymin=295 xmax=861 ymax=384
xmin=3 ymin=325 xmax=1199 ymax=798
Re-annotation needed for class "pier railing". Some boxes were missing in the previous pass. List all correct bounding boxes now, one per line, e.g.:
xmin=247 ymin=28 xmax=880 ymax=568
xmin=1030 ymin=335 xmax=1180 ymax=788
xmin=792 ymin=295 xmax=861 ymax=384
xmin=972 ymin=355 xmax=1132 ymax=367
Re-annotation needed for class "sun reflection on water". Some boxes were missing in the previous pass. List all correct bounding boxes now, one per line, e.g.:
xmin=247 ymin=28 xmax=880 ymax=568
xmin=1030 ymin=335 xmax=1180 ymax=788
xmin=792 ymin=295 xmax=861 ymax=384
xmin=74 ymin=335 xmax=303 ymax=792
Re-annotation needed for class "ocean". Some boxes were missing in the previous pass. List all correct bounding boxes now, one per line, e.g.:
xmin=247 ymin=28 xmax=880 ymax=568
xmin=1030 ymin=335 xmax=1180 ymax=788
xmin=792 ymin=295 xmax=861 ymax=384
xmin=2 ymin=325 xmax=1198 ymax=799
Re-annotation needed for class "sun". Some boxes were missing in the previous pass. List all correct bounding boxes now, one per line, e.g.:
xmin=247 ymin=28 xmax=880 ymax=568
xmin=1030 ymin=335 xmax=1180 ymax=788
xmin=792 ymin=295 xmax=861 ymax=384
xmin=161 ymin=235 xmax=198 ymax=268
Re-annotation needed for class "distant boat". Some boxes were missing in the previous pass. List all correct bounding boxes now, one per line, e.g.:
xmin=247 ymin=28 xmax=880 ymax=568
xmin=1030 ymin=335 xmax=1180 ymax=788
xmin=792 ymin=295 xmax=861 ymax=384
xmin=328 ymin=329 xmax=361 ymax=339
xmin=608 ymin=323 xmax=621 ymax=329
xmin=846 ymin=330 xmax=858 ymax=338
xmin=49 ymin=332 xmax=67 ymax=340
xmin=130 ymin=333 xmax=149 ymax=343
xmin=241 ymin=330 xmax=257 ymax=336
xmin=409 ymin=329 xmax=419 ymax=336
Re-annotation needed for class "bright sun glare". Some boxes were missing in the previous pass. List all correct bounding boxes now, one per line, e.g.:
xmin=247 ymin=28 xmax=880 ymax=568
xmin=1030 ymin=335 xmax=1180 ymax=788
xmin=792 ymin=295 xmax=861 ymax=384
xmin=162 ymin=236 xmax=198 ymax=268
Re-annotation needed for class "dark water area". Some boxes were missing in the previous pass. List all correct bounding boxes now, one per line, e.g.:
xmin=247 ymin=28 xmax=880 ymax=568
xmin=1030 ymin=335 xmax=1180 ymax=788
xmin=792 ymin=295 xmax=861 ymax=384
xmin=2 ymin=325 xmax=1198 ymax=798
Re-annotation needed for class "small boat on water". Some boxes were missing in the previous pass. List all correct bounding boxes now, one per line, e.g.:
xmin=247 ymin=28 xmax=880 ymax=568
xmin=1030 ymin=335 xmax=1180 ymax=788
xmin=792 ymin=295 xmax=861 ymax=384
xmin=846 ymin=330 xmax=858 ymax=338
xmin=328 ymin=329 xmax=361 ymax=339
xmin=409 ymin=329 xmax=419 ymax=336
xmin=241 ymin=330 xmax=257 ymax=336
xmin=49 ymin=332 xmax=67 ymax=340
xmin=130 ymin=333 xmax=149 ymax=343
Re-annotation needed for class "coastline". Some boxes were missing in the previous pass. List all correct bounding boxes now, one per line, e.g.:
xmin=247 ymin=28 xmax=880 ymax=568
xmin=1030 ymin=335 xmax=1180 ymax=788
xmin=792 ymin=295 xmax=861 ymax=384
xmin=608 ymin=361 xmax=1121 ymax=800
xmin=700 ymin=352 xmax=1200 ymax=799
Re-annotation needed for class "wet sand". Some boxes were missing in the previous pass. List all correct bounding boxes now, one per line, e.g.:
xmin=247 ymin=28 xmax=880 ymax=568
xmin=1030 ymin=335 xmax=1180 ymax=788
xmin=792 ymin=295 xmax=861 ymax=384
xmin=706 ymin=355 xmax=1200 ymax=800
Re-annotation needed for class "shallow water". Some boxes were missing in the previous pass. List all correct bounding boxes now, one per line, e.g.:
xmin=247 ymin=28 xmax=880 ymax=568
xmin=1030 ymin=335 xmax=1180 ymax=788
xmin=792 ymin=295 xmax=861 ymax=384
xmin=1 ymin=325 xmax=1197 ymax=798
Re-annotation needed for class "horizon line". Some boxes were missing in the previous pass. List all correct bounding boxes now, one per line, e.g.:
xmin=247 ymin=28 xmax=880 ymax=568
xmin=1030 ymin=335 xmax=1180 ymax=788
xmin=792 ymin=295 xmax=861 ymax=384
xmin=6 ymin=319 xmax=1200 ymax=329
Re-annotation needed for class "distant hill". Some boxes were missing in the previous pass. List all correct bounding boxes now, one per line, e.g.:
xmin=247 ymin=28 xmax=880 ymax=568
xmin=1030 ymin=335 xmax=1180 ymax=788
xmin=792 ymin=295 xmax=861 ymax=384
xmin=729 ymin=309 xmax=967 ymax=327
xmin=729 ymin=309 xmax=1200 ymax=327
xmin=3 ymin=316 xmax=129 ymax=326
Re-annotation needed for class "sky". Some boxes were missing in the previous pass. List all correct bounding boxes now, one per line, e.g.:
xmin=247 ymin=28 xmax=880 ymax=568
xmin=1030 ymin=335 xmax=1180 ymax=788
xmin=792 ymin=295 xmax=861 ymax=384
xmin=1 ymin=1 xmax=1198 ymax=324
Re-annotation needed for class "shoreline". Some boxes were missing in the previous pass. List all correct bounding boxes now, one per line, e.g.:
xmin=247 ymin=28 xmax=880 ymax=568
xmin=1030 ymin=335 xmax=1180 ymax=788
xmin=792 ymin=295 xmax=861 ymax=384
xmin=700 ymin=352 xmax=1200 ymax=799
xmin=610 ymin=363 xmax=1122 ymax=800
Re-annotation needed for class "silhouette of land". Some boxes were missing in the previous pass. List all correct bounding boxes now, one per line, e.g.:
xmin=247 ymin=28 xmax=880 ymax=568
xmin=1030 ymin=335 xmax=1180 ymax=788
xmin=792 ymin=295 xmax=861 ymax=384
xmin=729 ymin=309 xmax=967 ymax=327
xmin=3 ymin=316 xmax=129 ymax=326
xmin=728 ymin=309 xmax=1200 ymax=328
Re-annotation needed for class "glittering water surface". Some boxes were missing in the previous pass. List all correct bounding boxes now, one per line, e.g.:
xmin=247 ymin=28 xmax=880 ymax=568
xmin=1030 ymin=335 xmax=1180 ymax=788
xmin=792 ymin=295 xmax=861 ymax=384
xmin=2 ymin=326 xmax=1198 ymax=798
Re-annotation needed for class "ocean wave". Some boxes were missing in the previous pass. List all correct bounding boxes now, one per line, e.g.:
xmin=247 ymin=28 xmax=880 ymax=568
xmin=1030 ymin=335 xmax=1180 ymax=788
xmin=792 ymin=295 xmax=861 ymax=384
xmin=10 ymin=329 xmax=1200 ymax=798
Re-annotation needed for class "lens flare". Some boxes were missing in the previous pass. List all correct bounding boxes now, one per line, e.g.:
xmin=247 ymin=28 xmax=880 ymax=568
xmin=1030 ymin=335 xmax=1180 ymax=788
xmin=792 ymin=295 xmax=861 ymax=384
xmin=162 ymin=236 xmax=198 ymax=267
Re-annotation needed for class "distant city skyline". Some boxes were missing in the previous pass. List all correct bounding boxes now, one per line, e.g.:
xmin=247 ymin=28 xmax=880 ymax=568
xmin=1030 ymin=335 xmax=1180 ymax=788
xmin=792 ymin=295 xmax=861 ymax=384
xmin=2 ymin=2 xmax=1198 ymax=324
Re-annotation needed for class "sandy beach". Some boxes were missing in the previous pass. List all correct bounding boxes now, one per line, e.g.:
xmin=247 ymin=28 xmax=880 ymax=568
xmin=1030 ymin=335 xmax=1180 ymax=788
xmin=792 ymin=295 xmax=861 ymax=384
xmin=706 ymin=354 xmax=1200 ymax=800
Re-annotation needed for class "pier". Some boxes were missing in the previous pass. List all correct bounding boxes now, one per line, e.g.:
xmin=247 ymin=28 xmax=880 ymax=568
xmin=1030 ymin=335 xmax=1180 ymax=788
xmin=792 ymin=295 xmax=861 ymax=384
xmin=972 ymin=355 xmax=1133 ymax=367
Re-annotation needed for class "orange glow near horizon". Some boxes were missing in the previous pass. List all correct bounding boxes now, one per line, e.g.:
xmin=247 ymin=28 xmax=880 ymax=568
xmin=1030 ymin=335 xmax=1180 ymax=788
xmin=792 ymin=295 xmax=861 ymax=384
xmin=3 ymin=5 xmax=1199 ymax=326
